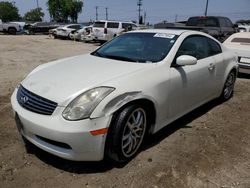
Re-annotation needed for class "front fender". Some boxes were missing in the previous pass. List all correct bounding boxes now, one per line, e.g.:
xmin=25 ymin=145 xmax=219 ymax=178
xmin=90 ymin=91 xmax=157 ymax=119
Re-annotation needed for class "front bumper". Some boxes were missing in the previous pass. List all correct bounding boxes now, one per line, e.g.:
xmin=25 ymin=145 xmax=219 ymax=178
xmin=239 ymin=57 xmax=250 ymax=74
xmin=11 ymin=89 xmax=112 ymax=161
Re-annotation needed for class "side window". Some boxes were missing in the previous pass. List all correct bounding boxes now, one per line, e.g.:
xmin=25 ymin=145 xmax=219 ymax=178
xmin=122 ymin=23 xmax=130 ymax=29
xmin=176 ymin=36 xmax=210 ymax=60
xmin=68 ymin=25 xmax=76 ymax=29
xmin=207 ymin=38 xmax=222 ymax=56
xmin=205 ymin=18 xmax=218 ymax=27
xmin=225 ymin=18 xmax=233 ymax=27
xmin=107 ymin=22 xmax=119 ymax=28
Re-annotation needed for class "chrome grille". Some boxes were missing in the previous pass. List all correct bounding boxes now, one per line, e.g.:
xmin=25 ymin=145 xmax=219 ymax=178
xmin=17 ymin=85 xmax=57 ymax=115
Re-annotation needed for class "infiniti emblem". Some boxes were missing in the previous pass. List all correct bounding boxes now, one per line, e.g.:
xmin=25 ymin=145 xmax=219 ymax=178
xmin=20 ymin=96 xmax=29 ymax=104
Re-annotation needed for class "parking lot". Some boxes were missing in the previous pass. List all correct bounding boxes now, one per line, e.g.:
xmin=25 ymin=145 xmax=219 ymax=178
xmin=0 ymin=35 xmax=250 ymax=188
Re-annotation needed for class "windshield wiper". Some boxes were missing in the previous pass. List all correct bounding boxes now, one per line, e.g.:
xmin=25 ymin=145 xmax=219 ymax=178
xmin=104 ymin=55 xmax=137 ymax=62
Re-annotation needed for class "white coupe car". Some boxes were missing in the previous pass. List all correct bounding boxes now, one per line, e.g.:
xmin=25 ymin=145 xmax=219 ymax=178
xmin=223 ymin=32 xmax=250 ymax=74
xmin=11 ymin=29 xmax=238 ymax=162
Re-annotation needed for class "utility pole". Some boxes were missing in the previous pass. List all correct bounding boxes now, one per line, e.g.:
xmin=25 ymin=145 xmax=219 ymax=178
xmin=36 ymin=0 xmax=39 ymax=8
xmin=144 ymin=11 xmax=146 ymax=25
xmin=175 ymin=14 xmax=178 ymax=22
xmin=95 ymin=6 xmax=99 ymax=20
xmin=205 ymin=0 xmax=209 ymax=16
xmin=137 ymin=0 xmax=142 ymax=24
xmin=105 ymin=7 xmax=108 ymax=20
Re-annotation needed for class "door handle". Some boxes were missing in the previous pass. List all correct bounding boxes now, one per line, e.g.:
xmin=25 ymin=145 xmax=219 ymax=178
xmin=208 ymin=63 xmax=215 ymax=71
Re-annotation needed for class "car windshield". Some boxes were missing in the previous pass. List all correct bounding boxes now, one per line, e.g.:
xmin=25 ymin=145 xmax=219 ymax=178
xmin=91 ymin=33 xmax=178 ymax=63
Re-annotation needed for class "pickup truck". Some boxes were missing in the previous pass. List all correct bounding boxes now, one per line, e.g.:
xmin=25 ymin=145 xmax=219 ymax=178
xmin=27 ymin=22 xmax=61 ymax=35
xmin=156 ymin=16 xmax=236 ymax=41
xmin=0 ymin=19 xmax=21 ymax=35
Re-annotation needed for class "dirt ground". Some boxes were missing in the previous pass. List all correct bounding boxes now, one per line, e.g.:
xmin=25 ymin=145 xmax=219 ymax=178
xmin=0 ymin=35 xmax=250 ymax=188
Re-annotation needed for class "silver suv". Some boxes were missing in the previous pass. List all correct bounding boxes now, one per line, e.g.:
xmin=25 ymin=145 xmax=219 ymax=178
xmin=92 ymin=20 xmax=137 ymax=42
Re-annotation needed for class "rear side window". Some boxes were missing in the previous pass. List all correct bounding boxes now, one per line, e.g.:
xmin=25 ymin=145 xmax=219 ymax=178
xmin=207 ymin=38 xmax=222 ymax=56
xmin=93 ymin=22 xmax=105 ymax=28
xmin=68 ymin=25 xmax=81 ymax=29
xmin=231 ymin=38 xmax=250 ymax=43
xmin=107 ymin=22 xmax=119 ymax=28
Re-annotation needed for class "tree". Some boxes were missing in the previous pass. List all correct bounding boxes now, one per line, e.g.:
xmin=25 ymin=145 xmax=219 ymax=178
xmin=0 ymin=2 xmax=20 ymax=22
xmin=47 ymin=0 xmax=83 ymax=23
xmin=24 ymin=8 xmax=44 ymax=22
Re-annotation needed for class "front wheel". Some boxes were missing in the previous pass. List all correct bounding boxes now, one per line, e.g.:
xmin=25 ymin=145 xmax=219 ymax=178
xmin=106 ymin=105 xmax=147 ymax=163
xmin=220 ymin=71 xmax=236 ymax=101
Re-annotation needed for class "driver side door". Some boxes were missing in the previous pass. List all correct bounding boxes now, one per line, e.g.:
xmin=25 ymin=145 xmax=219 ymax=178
xmin=167 ymin=35 xmax=218 ymax=121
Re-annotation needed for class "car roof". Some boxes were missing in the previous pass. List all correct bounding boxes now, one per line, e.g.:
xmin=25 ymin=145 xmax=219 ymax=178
xmin=129 ymin=29 xmax=189 ymax=36
xmin=95 ymin=20 xmax=134 ymax=24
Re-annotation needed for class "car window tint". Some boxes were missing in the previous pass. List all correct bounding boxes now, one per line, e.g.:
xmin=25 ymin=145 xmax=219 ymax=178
xmin=205 ymin=18 xmax=217 ymax=27
xmin=107 ymin=22 xmax=119 ymax=28
xmin=207 ymin=38 xmax=222 ymax=56
xmin=225 ymin=18 xmax=233 ymax=27
xmin=177 ymin=36 xmax=210 ymax=60
xmin=231 ymin=38 xmax=250 ymax=43
xmin=122 ymin=23 xmax=132 ymax=29
xmin=93 ymin=22 xmax=105 ymax=28
xmin=94 ymin=33 xmax=178 ymax=63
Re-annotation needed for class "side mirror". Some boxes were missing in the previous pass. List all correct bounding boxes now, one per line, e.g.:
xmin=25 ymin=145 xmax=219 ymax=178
xmin=176 ymin=55 xmax=197 ymax=66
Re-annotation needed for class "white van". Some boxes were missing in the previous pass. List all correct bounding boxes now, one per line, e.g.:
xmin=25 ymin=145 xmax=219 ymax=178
xmin=92 ymin=20 xmax=137 ymax=42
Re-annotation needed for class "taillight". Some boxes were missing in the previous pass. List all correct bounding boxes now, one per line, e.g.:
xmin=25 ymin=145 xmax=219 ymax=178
xmin=104 ymin=28 xmax=107 ymax=34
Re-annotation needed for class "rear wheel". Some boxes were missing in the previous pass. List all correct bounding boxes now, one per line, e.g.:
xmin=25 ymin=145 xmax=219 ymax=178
xmin=106 ymin=105 xmax=147 ymax=163
xmin=220 ymin=71 xmax=236 ymax=101
xmin=8 ymin=28 xmax=17 ymax=35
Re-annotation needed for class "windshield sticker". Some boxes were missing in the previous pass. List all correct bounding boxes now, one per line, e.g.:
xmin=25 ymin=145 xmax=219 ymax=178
xmin=154 ymin=33 xmax=175 ymax=39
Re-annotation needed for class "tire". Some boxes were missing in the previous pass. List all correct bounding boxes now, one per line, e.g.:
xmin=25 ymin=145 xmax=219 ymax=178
xmin=220 ymin=71 xmax=236 ymax=101
xmin=106 ymin=105 xmax=147 ymax=163
xmin=8 ymin=28 xmax=16 ymax=35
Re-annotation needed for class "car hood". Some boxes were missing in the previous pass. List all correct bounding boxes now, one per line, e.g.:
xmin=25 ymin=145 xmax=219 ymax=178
xmin=21 ymin=54 xmax=147 ymax=105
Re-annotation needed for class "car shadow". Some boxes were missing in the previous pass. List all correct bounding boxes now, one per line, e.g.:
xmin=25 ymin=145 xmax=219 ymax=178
xmin=24 ymin=98 xmax=223 ymax=173
xmin=238 ymin=73 xmax=250 ymax=79
xmin=141 ymin=98 xmax=222 ymax=151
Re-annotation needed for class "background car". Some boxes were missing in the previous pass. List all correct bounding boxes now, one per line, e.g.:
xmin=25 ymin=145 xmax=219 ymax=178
xmin=69 ymin=26 xmax=93 ymax=41
xmin=11 ymin=29 xmax=238 ymax=163
xmin=237 ymin=24 xmax=250 ymax=32
xmin=56 ymin=24 xmax=82 ymax=39
xmin=92 ymin=20 xmax=138 ymax=42
xmin=223 ymin=32 xmax=250 ymax=74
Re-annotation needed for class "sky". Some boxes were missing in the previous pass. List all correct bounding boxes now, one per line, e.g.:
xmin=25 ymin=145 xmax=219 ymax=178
xmin=6 ymin=0 xmax=250 ymax=23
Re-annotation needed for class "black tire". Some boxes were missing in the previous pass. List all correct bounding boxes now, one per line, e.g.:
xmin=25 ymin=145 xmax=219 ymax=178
xmin=220 ymin=71 xmax=236 ymax=101
xmin=8 ymin=27 xmax=17 ymax=35
xmin=105 ymin=105 xmax=147 ymax=163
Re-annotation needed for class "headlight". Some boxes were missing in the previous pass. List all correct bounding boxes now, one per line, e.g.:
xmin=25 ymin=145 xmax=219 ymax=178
xmin=62 ymin=87 xmax=115 ymax=120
